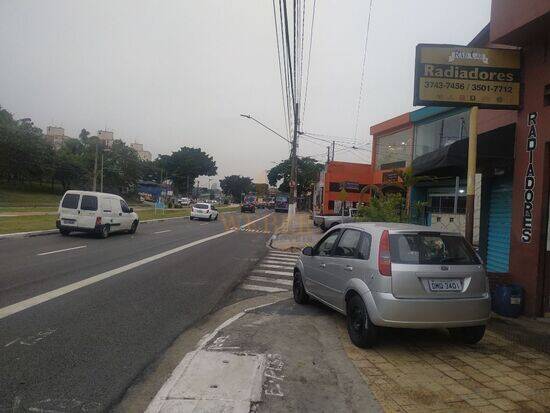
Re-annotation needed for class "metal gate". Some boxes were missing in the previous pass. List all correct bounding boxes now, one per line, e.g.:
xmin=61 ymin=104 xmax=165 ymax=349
xmin=486 ymin=178 xmax=513 ymax=273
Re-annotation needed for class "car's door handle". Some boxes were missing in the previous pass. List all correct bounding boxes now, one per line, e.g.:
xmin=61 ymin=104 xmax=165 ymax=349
xmin=345 ymin=265 xmax=353 ymax=271
xmin=319 ymin=263 xmax=326 ymax=268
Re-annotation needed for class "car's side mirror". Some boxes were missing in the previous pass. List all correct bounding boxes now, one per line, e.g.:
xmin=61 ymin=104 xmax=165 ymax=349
xmin=302 ymin=246 xmax=313 ymax=256
xmin=129 ymin=208 xmax=133 ymax=213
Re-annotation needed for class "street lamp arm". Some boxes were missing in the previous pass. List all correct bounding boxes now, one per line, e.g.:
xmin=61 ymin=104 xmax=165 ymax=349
xmin=240 ymin=114 xmax=291 ymax=144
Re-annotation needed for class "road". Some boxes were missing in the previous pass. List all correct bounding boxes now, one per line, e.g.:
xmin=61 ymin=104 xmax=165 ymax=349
xmin=0 ymin=209 xmax=286 ymax=412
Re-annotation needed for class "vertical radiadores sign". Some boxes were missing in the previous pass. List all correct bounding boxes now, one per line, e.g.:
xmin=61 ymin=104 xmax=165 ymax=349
xmin=414 ymin=44 xmax=521 ymax=109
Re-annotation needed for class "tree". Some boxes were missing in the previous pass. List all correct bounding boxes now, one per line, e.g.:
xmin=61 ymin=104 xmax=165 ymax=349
xmin=220 ymin=175 xmax=253 ymax=202
xmin=79 ymin=128 xmax=90 ymax=141
xmin=156 ymin=147 xmax=217 ymax=194
xmin=267 ymin=157 xmax=323 ymax=196
xmin=254 ymin=183 xmax=269 ymax=196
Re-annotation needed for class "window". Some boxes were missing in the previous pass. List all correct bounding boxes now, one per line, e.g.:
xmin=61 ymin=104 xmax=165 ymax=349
xmin=389 ymin=233 xmax=480 ymax=265
xmin=359 ymin=233 xmax=371 ymax=260
xmin=80 ymin=195 xmax=98 ymax=211
xmin=315 ymin=230 xmax=341 ymax=256
xmin=414 ymin=111 xmax=469 ymax=159
xmin=333 ymin=230 xmax=362 ymax=258
xmin=120 ymin=199 xmax=131 ymax=213
xmin=328 ymin=200 xmax=335 ymax=210
xmin=375 ymin=129 xmax=411 ymax=170
xmin=61 ymin=193 xmax=80 ymax=209
xmin=429 ymin=195 xmax=466 ymax=214
xmin=194 ymin=203 xmax=209 ymax=209
xmin=329 ymin=182 xmax=341 ymax=192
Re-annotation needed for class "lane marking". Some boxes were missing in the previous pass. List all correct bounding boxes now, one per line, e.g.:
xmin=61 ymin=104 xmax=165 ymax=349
xmin=252 ymin=269 xmax=293 ymax=277
xmin=258 ymin=264 xmax=294 ymax=270
xmin=0 ymin=213 xmax=274 ymax=321
xmin=268 ymin=252 xmax=299 ymax=258
xmin=240 ymin=284 xmax=287 ymax=293
xmin=153 ymin=230 xmax=172 ymax=234
xmin=247 ymin=276 xmax=292 ymax=286
xmin=37 ymin=245 xmax=87 ymax=256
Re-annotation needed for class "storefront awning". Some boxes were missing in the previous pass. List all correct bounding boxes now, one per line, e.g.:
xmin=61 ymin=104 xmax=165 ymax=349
xmin=411 ymin=124 xmax=515 ymax=177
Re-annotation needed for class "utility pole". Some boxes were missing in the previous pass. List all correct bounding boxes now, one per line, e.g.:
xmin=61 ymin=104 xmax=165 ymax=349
xmin=327 ymin=146 xmax=331 ymax=164
xmin=289 ymin=102 xmax=299 ymax=219
xmin=465 ymin=106 xmax=478 ymax=244
xmin=331 ymin=141 xmax=335 ymax=161
xmin=100 ymin=152 xmax=104 ymax=192
xmin=92 ymin=142 xmax=98 ymax=191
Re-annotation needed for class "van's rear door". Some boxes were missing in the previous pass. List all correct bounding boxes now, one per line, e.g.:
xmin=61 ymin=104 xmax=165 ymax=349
xmin=59 ymin=193 xmax=80 ymax=227
xmin=389 ymin=232 xmax=486 ymax=299
xmin=78 ymin=195 xmax=99 ymax=229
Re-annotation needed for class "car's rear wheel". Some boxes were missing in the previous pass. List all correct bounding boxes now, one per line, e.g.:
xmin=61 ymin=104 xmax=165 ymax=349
xmin=448 ymin=325 xmax=485 ymax=345
xmin=208 ymin=214 xmax=212 ymax=221
xmin=214 ymin=213 xmax=218 ymax=221
xmin=60 ymin=229 xmax=71 ymax=236
xmin=293 ymin=271 xmax=309 ymax=304
xmin=129 ymin=220 xmax=138 ymax=234
xmin=346 ymin=294 xmax=377 ymax=348
xmin=100 ymin=224 xmax=110 ymax=239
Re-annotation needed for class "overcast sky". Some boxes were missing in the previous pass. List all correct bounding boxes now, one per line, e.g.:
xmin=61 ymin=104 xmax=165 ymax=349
xmin=0 ymin=0 xmax=490 ymax=185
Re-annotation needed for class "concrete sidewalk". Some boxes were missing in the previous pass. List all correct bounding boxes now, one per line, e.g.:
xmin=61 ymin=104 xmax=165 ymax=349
xmin=270 ymin=212 xmax=323 ymax=252
xmin=143 ymin=297 xmax=381 ymax=413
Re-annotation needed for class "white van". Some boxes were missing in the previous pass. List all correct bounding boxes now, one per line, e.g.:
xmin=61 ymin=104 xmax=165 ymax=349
xmin=57 ymin=190 xmax=139 ymax=238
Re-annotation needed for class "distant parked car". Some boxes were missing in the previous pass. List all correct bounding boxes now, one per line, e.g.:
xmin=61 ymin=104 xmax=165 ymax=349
xmin=177 ymin=197 xmax=191 ymax=207
xmin=190 ymin=203 xmax=219 ymax=221
xmin=293 ymin=222 xmax=490 ymax=348
xmin=274 ymin=195 xmax=289 ymax=213
xmin=57 ymin=190 xmax=139 ymax=238
xmin=241 ymin=194 xmax=256 ymax=213
xmin=315 ymin=208 xmax=358 ymax=231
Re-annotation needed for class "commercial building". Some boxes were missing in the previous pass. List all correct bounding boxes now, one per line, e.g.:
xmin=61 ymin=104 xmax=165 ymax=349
xmin=314 ymin=161 xmax=373 ymax=215
xmin=129 ymin=142 xmax=152 ymax=162
xmin=43 ymin=126 xmax=71 ymax=150
xmin=368 ymin=1 xmax=550 ymax=316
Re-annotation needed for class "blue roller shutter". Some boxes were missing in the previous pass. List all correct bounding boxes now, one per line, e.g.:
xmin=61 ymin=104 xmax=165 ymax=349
xmin=486 ymin=178 xmax=513 ymax=272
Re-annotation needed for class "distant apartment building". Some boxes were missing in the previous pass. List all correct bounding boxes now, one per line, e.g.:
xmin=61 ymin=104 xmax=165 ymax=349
xmin=44 ymin=126 xmax=71 ymax=150
xmin=98 ymin=130 xmax=114 ymax=148
xmin=130 ymin=142 xmax=152 ymax=161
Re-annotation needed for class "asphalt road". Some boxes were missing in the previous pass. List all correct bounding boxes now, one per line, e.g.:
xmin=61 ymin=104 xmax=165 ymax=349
xmin=0 ymin=209 xmax=286 ymax=412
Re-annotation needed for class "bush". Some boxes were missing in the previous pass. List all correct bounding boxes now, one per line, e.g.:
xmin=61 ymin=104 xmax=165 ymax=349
xmin=356 ymin=193 xmax=406 ymax=223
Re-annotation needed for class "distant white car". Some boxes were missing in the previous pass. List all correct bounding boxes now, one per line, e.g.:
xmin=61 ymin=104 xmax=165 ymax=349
xmin=177 ymin=197 xmax=191 ymax=207
xmin=57 ymin=190 xmax=139 ymax=238
xmin=190 ymin=203 xmax=219 ymax=221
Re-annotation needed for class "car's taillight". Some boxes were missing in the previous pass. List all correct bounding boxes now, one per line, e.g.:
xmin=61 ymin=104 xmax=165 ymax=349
xmin=378 ymin=230 xmax=392 ymax=276
xmin=95 ymin=216 xmax=102 ymax=226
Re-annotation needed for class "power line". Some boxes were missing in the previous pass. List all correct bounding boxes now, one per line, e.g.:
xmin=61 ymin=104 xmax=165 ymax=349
xmin=301 ymin=0 xmax=316 ymax=126
xmin=240 ymin=114 xmax=291 ymax=144
xmin=353 ymin=0 xmax=374 ymax=144
xmin=272 ymin=0 xmax=291 ymax=141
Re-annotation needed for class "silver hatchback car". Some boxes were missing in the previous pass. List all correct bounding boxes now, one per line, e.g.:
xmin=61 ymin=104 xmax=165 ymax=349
xmin=293 ymin=222 xmax=491 ymax=348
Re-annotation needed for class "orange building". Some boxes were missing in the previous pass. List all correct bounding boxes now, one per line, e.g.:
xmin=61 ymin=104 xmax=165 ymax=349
xmin=316 ymin=161 xmax=373 ymax=215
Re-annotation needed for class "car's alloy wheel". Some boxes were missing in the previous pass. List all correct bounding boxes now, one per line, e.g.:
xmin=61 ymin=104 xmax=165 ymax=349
xmin=293 ymin=271 xmax=309 ymax=304
xmin=346 ymin=295 xmax=377 ymax=348
xmin=100 ymin=225 xmax=110 ymax=239
xmin=129 ymin=221 xmax=138 ymax=234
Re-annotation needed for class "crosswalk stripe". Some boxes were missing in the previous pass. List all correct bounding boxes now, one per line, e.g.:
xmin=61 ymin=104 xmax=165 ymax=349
xmin=258 ymin=264 xmax=294 ymax=270
xmin=240 ymin=284 xmax=287 ymax=293
xmin=247 ymin=276 xmax=292 ymax=286
xmin=269 ymin=252 xmax=299 ymax=257
xmin=264 ymin=258 xmax=297 ymax=265
xmin=252 ymin=269 xmax=293 ymax=277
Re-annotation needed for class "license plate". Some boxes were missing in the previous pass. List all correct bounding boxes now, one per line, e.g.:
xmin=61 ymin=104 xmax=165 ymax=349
xmin=62 ymin=219 xmax=76 ymax=225
xmin=428 ymin=279 xmax=462 ymax=292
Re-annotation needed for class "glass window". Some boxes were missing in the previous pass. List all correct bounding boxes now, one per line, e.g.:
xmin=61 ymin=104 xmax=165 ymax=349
xmin=359 ymin=233 xmax=371 ymax=260
xmin=120 ymin=199 xmax=131 ymax=213
xmin=194 ymin=203 xmax=209 ymax=209
xmin=80 ymin=195 xmax=98 ymax=211
xmin=414 ymin=111 xmax=469 ymax=159
xmin=333 ymin=230 xmax=362 ymax=257
xmin=389 ymin=233 xmax=480 ymax=265
xmin=315 ymin=230 xmax=341 ymax=256
xmin=329 ymin=182 xmax=341 ymax=192
xmin=375 ymin=129 xmax=411 ymax=170
xmin=61 ymin=193 xmax=80 ymax=209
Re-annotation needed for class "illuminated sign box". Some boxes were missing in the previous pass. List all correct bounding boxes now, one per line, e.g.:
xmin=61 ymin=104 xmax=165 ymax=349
xmin=414 ymin=44 xmax=521 ymax=110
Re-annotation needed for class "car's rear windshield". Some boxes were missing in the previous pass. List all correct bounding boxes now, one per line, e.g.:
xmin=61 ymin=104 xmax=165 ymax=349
xmin=244 ymin=196 xmax=256 ymax=203
xmin=389 ymin=233 xmax=480 ymax=265
xmin=80 ymin=195 xmax=98 ymax=211
xmin=195 ymin=203 xmax=208 ymax=209
xmin=61 ymin=193 xmax=80 ymax=209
